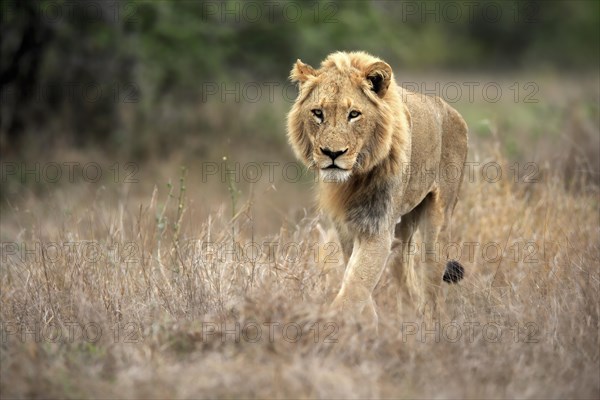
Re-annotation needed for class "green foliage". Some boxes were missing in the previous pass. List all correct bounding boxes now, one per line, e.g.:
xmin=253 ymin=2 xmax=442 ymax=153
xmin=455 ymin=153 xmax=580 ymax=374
xmin=1 ymin=0 xmax=598 ymax=157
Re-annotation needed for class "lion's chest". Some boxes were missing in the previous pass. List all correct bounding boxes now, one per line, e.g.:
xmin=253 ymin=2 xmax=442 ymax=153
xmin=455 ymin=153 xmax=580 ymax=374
xmin=319 ymin=177 xmax=394 ymax=236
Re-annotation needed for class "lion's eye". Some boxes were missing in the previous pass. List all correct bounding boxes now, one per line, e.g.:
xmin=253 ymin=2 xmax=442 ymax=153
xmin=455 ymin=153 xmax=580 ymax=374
xmin=348 ymin=110 xmax=361 ymax=120
xmin=311 ymin=109 xmax=323 ymax=119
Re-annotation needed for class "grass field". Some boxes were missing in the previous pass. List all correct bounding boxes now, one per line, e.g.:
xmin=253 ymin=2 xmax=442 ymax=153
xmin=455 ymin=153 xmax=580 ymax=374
xmin=1 ymin=74 xmax=599 ymax=399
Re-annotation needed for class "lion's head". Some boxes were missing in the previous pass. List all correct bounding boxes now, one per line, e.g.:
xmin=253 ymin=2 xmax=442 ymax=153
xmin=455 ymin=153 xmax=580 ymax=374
xmin=287 ymin=51 xmax=404 ymax=183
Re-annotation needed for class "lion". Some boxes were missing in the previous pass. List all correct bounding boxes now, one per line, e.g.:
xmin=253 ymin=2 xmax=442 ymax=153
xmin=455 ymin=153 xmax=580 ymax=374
xmin=287 ymin=51 xmax=468 ymax=322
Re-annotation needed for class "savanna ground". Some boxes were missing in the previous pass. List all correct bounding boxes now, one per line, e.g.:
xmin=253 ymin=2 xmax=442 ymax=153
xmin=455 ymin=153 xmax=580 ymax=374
xmin=1 ymin=73 xmax=599 ymax=399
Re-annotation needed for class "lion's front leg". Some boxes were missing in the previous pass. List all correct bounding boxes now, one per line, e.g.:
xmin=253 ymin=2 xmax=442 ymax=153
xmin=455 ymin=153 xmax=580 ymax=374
xmin=331 ymin=233 xmax=392 ymax=322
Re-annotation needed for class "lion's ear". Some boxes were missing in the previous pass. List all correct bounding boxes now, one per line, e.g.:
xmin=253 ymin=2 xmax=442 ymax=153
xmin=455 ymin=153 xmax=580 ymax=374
xmin=365 ymin=61 xmax=392 ymax=98
xmin=290 ymin=59 xmax=318 ymax=84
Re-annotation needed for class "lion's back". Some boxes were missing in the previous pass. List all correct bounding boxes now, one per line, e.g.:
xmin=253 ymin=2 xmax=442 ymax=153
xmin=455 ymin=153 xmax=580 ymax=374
xmin=397 ymin=86 xmax=468 ymax=214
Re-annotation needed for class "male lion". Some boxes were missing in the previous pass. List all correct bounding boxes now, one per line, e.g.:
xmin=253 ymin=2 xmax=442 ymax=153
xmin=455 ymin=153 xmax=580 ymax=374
xmin=287 ymin=51 xmax=468 ymax=321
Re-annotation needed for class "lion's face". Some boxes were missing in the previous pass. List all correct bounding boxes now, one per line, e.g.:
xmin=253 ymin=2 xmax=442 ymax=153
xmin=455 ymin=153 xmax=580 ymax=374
xmin=302 ymin=73 xmax=380 ymax=182
xmin=287 ymin=52 xmax=395 ymax=183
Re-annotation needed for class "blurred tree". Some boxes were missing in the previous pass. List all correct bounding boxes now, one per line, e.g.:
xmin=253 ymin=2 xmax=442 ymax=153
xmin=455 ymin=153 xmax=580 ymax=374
xmin=1 ymin=0 xmax=54 ymax=153
xmin=1 ymin=0 xmax=135 ymax=155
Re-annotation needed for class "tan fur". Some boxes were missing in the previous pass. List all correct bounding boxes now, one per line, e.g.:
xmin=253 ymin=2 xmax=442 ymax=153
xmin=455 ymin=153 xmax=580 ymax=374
xmin=287 ymin=51 xmax=468 ymax=322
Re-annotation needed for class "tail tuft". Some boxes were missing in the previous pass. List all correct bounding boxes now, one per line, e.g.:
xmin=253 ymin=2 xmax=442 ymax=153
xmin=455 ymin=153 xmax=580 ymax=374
xmin=443 ymin=260 xmax=464 ymax=283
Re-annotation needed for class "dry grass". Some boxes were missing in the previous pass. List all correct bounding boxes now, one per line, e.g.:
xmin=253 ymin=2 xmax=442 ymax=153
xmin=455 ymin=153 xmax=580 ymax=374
xmin=1 ymin=145 xmax=598 ymax=399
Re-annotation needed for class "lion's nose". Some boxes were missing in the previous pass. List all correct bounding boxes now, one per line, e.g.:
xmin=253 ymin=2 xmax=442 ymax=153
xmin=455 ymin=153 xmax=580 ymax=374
xmin=320 ymin=147 xmax=348 ymax=161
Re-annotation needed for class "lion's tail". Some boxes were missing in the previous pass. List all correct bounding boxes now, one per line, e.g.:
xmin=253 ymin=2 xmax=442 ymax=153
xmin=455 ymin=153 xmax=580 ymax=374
xmin=443 ymin=260 xmax=465 ymax=283
xmin=403 ymin=258 xmax=465 ymax=306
